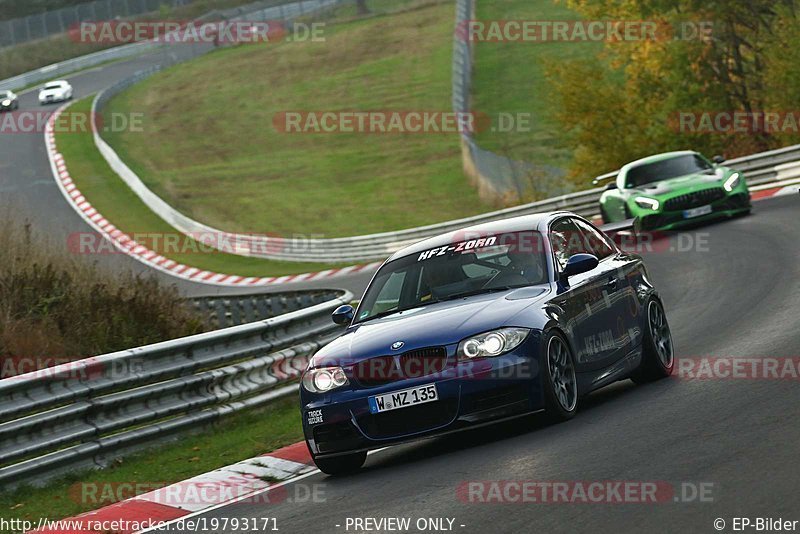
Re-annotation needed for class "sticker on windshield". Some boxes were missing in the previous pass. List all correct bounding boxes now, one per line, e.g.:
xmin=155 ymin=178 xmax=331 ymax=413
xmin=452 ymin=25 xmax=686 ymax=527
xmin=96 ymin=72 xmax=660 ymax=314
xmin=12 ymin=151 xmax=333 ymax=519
xmin=417 ymin=236 xmax=497 ymax=262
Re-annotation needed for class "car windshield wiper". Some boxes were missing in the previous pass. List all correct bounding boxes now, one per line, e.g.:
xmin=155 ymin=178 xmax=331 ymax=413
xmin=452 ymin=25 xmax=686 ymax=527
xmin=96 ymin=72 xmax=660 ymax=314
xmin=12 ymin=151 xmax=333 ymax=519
xmin=356 ymin=299 xmax=445 ymax=324
xmin=356 ymin=286 xmax=529 ymax=324
xmin=439 ymin=285 xmax=524 ymax=301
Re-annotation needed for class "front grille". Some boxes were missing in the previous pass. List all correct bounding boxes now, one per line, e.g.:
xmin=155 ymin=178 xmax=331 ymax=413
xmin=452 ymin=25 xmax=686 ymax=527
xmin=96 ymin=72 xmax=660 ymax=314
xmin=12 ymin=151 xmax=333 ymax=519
xmin=663 ymin=188 xmax=726 ymax=211
xmin=353 ymin=347 xmax=448 ymax=388
xmin=358 ymin=398 xmax=458 ymax=439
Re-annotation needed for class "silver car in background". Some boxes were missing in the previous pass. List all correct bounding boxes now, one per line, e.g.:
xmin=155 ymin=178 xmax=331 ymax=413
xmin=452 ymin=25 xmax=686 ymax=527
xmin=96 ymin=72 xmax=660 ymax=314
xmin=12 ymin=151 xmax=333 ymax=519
xmin=0 ymin=90 xmax=19 ymax=112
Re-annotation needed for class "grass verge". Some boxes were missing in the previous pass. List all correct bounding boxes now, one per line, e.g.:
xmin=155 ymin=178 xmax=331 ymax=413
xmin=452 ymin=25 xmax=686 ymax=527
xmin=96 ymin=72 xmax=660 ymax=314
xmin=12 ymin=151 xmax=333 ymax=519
xmin=57 ymin=97 xmax=349 ymax=276
xmin=0 ymin=0 xmax=295 ymax=81
xmin=102 ymin=0 xmax=490 ymax=237
xmin=0 ymin=394 xmax=304 ymax=523
xmin=471 ymin=0 xmax=608 ymax=172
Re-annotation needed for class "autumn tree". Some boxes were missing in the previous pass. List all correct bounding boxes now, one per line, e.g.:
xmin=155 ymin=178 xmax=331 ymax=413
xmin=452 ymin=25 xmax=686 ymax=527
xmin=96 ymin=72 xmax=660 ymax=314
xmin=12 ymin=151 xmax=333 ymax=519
xmin=548 ymin=0 xmax=799 ymax=182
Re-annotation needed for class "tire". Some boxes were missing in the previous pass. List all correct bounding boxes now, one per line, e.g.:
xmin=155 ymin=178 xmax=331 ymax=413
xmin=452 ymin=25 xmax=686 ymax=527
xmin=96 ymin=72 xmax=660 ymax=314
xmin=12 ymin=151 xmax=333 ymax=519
xmin=541 ymin=331 xmax=578 ymax=422
xmin=312 ymin=450 xmax=367 ymax=476
xmin=624 ymin=203 xmax=633 ymax=219
xmin=631 ymin=298 xmax=674 ymax=384
xmin=599 ymin=204 xmax=612 ymax=224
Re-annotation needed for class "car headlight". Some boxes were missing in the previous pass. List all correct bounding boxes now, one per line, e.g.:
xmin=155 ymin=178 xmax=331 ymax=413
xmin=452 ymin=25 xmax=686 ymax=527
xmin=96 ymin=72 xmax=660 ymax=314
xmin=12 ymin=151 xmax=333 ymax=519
xmin=458 ymin=328 xmax=530 ymax=360
xmin=302 ymin=366 xmax=349 ymax=393
xmin=1 ymin=99 xmax=10 ymax=106
xmin=723 ymin=172 xmax=741 ymax=192
xmin=634 ymin=197 xmax=660 ymax=210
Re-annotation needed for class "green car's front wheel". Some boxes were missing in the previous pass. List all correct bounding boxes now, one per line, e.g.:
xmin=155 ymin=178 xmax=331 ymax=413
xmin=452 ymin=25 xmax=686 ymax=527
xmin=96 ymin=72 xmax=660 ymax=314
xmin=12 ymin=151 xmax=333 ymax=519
xmin=624 ymin=203 xmax=633 ymax=219
xmin=600 ymin=204 xmax=612 ymax=224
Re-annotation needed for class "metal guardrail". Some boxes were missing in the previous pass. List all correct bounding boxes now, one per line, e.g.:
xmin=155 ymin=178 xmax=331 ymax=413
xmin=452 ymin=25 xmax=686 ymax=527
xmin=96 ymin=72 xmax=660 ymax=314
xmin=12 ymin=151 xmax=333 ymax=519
xmin=86 ymin=0 xmax=800 ymax=265
xmin=0 ymin=0 xmax=344 ymax=92
xmin=0 ymin=37 xmax=163 ymax=92
xmin=190 ymin=289 xmax=346 ymax=328
xmin=91 ymin=69 xmax=800 ymax=265
xmin=0 ymin=291 xmax=351 ymax=489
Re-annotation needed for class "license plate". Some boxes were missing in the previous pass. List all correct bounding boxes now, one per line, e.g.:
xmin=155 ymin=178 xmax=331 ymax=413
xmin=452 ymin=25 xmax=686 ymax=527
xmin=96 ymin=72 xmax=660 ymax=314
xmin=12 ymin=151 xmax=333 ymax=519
xmin=368 ymin=384 xmax=438 ymax=414
xmin=683 ymin=205 xmax=712 ymax=219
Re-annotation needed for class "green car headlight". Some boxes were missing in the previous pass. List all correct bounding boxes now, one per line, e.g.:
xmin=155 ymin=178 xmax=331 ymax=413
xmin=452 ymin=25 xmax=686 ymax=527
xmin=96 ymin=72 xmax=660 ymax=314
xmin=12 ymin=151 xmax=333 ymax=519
xmin=634 ymin=197 xmax=660 ymax=210
xmin=723 ymin=172 xmax=741 ymax=192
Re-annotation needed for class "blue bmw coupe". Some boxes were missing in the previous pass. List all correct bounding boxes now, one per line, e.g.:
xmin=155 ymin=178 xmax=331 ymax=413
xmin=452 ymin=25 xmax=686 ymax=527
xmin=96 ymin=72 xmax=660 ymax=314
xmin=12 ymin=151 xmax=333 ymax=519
xmin=301 ymin=212 xmax=674 ymax=474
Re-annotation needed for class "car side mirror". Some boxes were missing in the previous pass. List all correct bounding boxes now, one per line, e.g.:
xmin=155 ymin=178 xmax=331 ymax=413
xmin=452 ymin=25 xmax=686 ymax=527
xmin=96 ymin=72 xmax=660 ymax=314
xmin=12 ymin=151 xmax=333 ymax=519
xmin=606 ymin=182 xmax=618 ymax=190
xmin=712 ymin=155 xmax=725 ymax=164
xmin=562 ymin=254 xmax=599 ymax=279
xmin=332 ymin=304 xmax=355 ymax=325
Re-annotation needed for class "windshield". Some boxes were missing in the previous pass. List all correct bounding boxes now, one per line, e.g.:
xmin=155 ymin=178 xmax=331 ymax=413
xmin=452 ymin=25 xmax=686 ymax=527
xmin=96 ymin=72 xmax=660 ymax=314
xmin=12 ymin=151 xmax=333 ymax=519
xmin=0 ymin=91 xmax=10 ymax=99
xmin=355 ymin=231 xmax=548 ymax=323
xmin=626 ymin=154 xmax=713 ymax=187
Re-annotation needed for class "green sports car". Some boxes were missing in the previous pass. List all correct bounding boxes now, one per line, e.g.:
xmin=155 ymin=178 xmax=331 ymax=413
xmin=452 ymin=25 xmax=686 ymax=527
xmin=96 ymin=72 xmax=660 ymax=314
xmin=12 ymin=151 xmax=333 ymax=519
xmin=597 ymin=151 xmax=751 ymax=230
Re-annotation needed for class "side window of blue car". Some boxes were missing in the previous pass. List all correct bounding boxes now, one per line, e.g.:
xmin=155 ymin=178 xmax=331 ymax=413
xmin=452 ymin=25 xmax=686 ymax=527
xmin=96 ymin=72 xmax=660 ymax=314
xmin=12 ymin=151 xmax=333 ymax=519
xmin=550 ymin=218 xmax=593 ymax=271
xmin=574 ymin=220 xmax=615 ymax=260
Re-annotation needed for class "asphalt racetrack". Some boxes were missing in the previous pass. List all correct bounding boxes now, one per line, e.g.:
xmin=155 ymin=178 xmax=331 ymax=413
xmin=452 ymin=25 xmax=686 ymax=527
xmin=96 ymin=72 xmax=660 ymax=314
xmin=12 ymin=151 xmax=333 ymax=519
xmin=0 ymin=47 xmax=376 ymax=297
xmin=150 ymin=195 xmax=800 ymax=533
xmin=3 ymin=44 xmax=799 ymax=534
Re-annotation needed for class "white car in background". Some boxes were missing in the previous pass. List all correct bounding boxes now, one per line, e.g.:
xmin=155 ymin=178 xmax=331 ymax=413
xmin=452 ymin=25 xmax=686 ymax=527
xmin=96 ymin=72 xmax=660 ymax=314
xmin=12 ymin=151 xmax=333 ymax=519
xmin=39 ymin=80 xmax=73 ymax=105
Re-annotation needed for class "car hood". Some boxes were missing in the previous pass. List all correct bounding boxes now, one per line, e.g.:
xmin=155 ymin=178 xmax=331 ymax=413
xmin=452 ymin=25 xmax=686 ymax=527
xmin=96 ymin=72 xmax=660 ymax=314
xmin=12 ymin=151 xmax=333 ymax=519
xmin=312 ymin=286 xmax=550 ymax=368
xmin=630 ymin=170 xmax=727 ymax=197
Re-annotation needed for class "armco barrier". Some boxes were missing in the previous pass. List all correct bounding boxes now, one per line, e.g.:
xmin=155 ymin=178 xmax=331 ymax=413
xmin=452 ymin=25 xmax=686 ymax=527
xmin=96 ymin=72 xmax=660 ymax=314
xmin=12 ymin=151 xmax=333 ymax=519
xmin=190 ymin=288 xmax=345 ymax=328
xmin=0 ymin=38 xmax=163 ymax=93
xmin=87 ymin=0 xmax=800 ymax=264
xmin=0 ymin=290 xmax=351 ymax=489
xmin=0 ymin=0 xmax=344 ymax=92
xmin=92 ymin=62 xmax=800 ymax=266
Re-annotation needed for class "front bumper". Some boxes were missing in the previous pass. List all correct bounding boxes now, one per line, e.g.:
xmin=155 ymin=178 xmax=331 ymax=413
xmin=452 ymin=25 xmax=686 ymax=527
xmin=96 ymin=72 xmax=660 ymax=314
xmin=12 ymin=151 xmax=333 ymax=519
xmin=301 ymin=334 xmax=544 ymax=458
xmin=40 ymin=95 xmax=63 ymax=104
xmin=637 ymin=191 xmax=751 ymax=231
